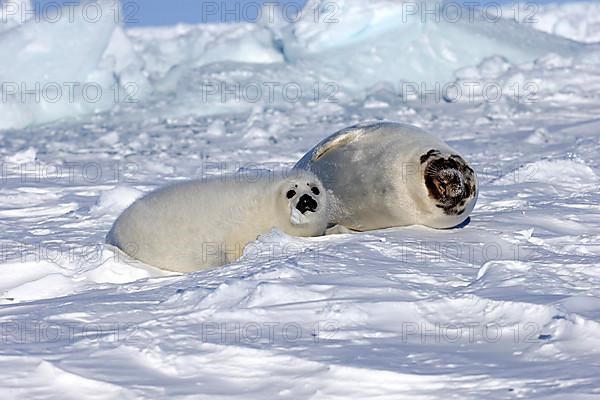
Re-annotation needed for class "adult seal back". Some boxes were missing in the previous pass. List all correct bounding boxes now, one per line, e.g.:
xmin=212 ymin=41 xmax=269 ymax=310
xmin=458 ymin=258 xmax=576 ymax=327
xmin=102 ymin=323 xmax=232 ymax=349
xmin=295 ymin=121 xmax=478 ymax=231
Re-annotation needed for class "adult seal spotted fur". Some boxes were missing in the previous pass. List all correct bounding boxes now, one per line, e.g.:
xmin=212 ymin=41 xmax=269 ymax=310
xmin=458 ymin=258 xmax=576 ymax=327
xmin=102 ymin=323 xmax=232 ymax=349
xmin=106 ymin=170 xmax=328 ymax=272
xmin=294 ymin=121 xmax=478 ymax=231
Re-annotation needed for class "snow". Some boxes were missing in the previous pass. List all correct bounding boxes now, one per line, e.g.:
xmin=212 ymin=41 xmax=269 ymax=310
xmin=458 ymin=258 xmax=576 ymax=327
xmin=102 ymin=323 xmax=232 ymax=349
xmin=1 ymin=0 xmax=600 ymax=398
xmin=530 ymin=2 xmax=600 ymax=43
xmin=0 ymin=0 xmax=149 ymax=130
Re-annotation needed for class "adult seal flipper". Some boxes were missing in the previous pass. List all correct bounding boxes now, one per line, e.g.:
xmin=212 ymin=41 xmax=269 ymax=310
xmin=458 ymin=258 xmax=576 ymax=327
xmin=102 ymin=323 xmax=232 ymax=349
xmin=295 ymin=121 xmax=478 ymax=231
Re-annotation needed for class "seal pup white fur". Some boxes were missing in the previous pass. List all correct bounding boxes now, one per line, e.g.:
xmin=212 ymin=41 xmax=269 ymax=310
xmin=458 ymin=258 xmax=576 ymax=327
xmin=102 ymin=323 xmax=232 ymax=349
xmin=106 ymin=170 xmax=328 ymax=272
xmin=295 ymin=121 xmax=478 ymax=231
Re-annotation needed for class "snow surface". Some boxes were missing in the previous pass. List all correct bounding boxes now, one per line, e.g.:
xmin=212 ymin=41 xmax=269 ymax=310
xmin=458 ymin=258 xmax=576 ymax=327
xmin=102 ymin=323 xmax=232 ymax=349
xmin=1 ymin=0 xmax=600 ymax=398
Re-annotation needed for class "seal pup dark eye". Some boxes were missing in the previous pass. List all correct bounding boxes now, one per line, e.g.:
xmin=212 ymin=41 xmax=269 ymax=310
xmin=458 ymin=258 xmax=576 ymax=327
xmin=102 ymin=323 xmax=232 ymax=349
xmin=286 ymin=190 xmax=296 ymax=199
xmin=311 ymin=187 xmax=320 ymax=195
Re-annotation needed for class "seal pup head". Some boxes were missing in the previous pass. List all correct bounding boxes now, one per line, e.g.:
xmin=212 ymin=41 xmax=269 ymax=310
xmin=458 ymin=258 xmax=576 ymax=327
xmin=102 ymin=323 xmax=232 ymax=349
xmin=420 ymin=150 xmax=477 ymax=217
xmin=276 ymin=170 xmax=328 ymax=236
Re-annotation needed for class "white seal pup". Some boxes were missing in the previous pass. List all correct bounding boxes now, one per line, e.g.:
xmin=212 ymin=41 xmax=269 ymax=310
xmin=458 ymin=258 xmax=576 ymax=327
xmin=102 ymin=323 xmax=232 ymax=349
xmin=295 ymin=121 xmax=478 ymax=231
xmin=106 ymin=170 xmax=328 ymax=272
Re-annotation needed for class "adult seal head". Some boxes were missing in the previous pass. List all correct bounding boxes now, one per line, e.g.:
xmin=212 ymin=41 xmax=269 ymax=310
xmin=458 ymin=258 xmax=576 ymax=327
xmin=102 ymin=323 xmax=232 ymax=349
xmin=294 ymin=121 xmax=478 ymax=231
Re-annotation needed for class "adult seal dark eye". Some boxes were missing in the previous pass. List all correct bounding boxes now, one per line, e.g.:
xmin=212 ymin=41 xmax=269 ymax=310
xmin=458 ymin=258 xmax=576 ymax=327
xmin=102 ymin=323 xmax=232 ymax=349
xmin=311 ymin=187 xmax=320 ymax=195
xmin=286 ymin=190 xmax=296 ymax=199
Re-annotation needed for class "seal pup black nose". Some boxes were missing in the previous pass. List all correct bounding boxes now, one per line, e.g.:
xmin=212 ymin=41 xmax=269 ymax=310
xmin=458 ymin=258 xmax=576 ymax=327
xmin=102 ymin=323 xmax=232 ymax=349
xmin=296 ymin=194 xmax=318 ymax=214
